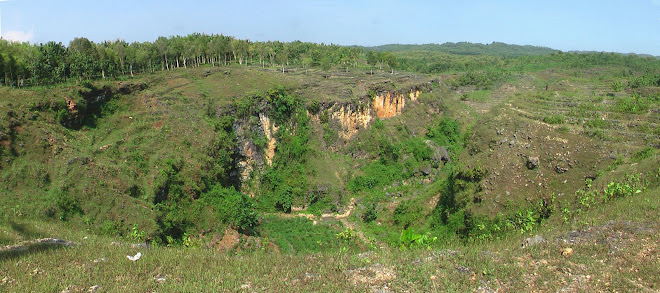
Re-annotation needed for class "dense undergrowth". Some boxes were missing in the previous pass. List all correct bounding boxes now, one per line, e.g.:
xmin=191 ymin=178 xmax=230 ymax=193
xmin=0 ymin=41 xmax=659 ymax=257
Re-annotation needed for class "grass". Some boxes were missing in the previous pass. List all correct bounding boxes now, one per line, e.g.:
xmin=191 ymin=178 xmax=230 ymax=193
xmin=542 ymin=114 xmax=565 ymax=124
xmin=2 ymin=54 xmax=660 ymax=291
xmin=1 ymin=178 xmax=657 ymax=291
xmin=460 ymin=90 xmax=491 ymax=102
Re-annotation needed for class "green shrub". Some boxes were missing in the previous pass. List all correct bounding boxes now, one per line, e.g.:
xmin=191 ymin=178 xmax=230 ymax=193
xmin=586 ymin=129 xmax=607 ymax=140
xmin=49 ymin=188 xmax=83 ymax=221
xmin=361 ymin=202 xmax=378 ymax=223
xmin=259 ymin=216 xmax=343 ymax=253
xmin=260 ymin=104 xmax=310 ymax=212
xmin=401 ymin=138 xmax=432 ymax=162
xmin=543 ymin=114 xmax=565 ymax=124
xmin=372 ymin=119 xmax=385 ymax=130
xmin=268 ymin=86 xmax=299 ymax=123
xmin=393 ymin=200 xmax=422 ymax=228
xmin=307 ymin=100 xmax=321 ymax=115
xmin=632 ymin=147 xmax=655 ymax=162
xmin=456 ymin=70 xmax=506 ymax=88
xmin=628 ymin=74 xmax=660 ymax=88
xmin=613 ymin=95 xmax=650 ymax=114
xmin=399 ymin=227 xmax=437 ymax=250
xmin=426 ymin=118 xmax=463 ymax=149
xmin=347 ymin=162 xmax=401 ymax=193
xmin=202 ymin=185 xmax=259 ymax=233
xmin=585 ymin=118 xmax=609 ymax=129
xmin=611 ymin=81 xmax=623 ymax=92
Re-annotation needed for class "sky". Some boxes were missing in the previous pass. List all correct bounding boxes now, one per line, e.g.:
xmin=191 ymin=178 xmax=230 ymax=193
xmin=0 ymin=0 xmax=659 ymax=55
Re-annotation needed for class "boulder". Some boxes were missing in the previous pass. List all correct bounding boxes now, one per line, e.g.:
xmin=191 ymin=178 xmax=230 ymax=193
xmin=421 ymin=164 xmax=432 ymax=176
xmin=425 ymin=140 xmax=451 ymax=164
xmin=521 ymin=235 xmax=546 ymax=248
xmin=526 ymin=156 xmax=540 ymax=170
xmin=555 ymin=165 xmax=568 ymax=174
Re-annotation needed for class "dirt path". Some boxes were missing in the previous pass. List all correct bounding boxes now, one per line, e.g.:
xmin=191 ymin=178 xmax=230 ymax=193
xmin=268 ymin=198 xmax=375 ymax=245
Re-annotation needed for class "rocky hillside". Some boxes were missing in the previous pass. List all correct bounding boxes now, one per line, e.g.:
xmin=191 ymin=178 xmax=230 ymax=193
xmin=0 ymin=57 xmax=657 ymax=244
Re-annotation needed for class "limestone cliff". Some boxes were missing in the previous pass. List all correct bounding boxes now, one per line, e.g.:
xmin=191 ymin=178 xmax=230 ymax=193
xmin=259 ymin=114 xmax=278 ymax=166
xmin=371 ymin=89 xmax=420 ymax=119
xmin=233 ymin=115 xmax=274 ymax=185
xmin=314 ymin=86 xmax=427 ymax=140
xmin=232 ymin=83 xmax=430 ymax=189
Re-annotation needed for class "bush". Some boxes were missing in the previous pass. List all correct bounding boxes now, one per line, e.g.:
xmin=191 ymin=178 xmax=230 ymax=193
xmin=202 ymin=185 xmax=259 ymax=233
xmin=426 ymin=118 xmax=462 ymax=147
xmin=399 ymin=227 xmax=437 ymax=250
xmin=456 ymin=70 xmax=505 ymax=88
xmin=401 ymin=138 xmax=432 ymax=162
xmin=628 ymin=74 xmax=660 ymax=88
xmin=307 ymin=100 xmax=321 ymax=115
xmin=347 ymin=162 xmax=401 ymax=193
xmin=48 ymin=188 xmax=83 ymax=221
xmin=543 ymin=114 xmax=565 ymax=124
xmin=393 ymin=200 xmax=422 ymax=228
xmin=613 ymin=95 xmax=650 ymax=114
xmin=632 ymin=147 xmax=655 ymax=162
xmin=361 ymin=202 xmax=378 ymax=223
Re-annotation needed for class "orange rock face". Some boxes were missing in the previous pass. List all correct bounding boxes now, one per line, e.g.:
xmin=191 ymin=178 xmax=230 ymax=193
xmin=372 ymin=92 xmax=405 ymax=119
xmin=331 ymin=105 xmax=373 ymax=140
xmin=371 ymin=90 xmax=420 ymax=119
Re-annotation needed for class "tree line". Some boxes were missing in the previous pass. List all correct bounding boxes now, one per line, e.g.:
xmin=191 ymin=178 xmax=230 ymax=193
xmin=2 ymin=33 xmax=658 ymax=88
xmin=0 ymin=34 xmax=400 ymax=87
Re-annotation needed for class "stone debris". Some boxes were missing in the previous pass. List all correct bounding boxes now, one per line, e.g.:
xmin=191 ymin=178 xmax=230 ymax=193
xmin=1 ymin=238 xmax=77 ymax=253
xmin=346 ymin=263 xmax=396 ymax=286
xmin=154 ymin=275 xmax=167 ymax=283
xmin=522 ymin=235 xmax=547 ymax=248
xmin=1 ymin=276 xmax=15 ymax=285
xmin=526 ymin=156 xmax=540 ymax=170
xmin=127 ymin=252 xmax=142 ymax=261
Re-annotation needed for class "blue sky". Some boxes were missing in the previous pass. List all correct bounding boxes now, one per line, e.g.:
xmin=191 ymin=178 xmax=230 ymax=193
xmin=1 ymin=0 xmax=659 ymax=55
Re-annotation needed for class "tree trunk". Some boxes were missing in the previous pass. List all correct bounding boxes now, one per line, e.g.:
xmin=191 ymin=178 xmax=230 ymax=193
xmin=130 ymin=65 xmax=134 ymax=77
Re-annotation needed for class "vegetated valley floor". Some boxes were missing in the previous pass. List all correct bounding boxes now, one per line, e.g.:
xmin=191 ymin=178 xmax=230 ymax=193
xmin=0 ymin=63 xmax=659 ymax=292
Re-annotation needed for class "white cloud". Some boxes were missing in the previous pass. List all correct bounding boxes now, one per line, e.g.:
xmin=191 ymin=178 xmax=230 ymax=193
xmin=3 ymin=30 xmax=33 ymax=43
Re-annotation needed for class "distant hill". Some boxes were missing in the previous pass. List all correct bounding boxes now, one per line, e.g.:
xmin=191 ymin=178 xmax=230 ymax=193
xmin=368 ymin=42 xmax=558 ymax=57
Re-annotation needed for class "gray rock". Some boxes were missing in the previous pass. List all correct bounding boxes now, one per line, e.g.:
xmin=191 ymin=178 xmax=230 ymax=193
xmin=421 ymin=164 xmax=432 ymax=176
xmin=555 ymin=165 xmax=568 ymax=174
xmin=154 ymin=275 xmax=167 ymax=283
xmin=426 ymin=140 xmax=451 ymax=164
xmin=526 ymin=156 xmax=540 ymax=170
xmin=522 ymin=235 xmax=546 ymax=248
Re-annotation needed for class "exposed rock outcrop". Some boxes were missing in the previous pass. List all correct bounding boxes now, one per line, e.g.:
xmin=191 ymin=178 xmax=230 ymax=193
xmin=372 ymin=88 xmax=421 ymax=119
xmin=321 ymin=86 xmax=426 ymax=140
xmin=232 ymin=84 xmax=430 ymax=189
xmin=330 ymin=104 xmax=373 ymax=140
xmin=259 ymin=114 xmax=278 ymax=166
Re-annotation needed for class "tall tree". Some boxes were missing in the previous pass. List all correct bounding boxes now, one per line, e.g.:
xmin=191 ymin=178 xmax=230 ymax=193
xmin=155 ymin=36 xmax=170 ymax=70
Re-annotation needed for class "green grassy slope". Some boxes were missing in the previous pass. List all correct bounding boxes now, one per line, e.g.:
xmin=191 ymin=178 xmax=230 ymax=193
xmin=0 ymin=52 xmax=659 ymax=291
